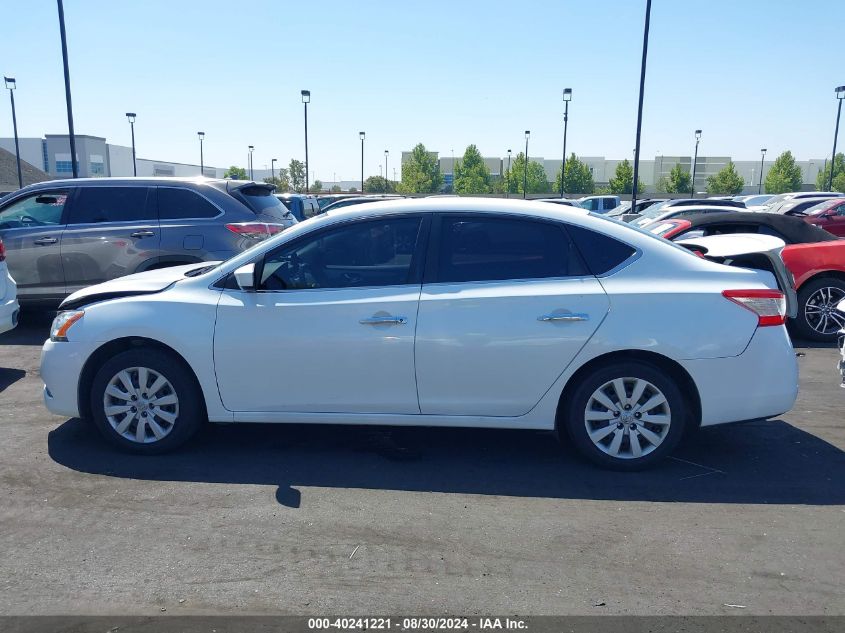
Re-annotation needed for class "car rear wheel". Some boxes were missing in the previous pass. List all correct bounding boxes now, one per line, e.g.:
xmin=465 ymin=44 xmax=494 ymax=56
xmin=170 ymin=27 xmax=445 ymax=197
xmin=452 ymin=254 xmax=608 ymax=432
xmin=793 ymin=278 xmax=845 ymax=342
xmin=563 ymin=361 xmax=687 ymax=470
xmin=89 ymin=348 xmax=203 ymax=454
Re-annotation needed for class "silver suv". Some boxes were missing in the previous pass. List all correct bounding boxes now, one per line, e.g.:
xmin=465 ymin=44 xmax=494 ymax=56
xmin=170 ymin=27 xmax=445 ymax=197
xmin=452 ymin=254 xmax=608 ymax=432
xmin=0 ymin=177 xmax=296 ymax=305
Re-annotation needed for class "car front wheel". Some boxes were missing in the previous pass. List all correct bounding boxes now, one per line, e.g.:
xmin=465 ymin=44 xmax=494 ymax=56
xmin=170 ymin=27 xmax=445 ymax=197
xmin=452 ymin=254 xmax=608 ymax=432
xmin=793 ymin=277 xmax=845 ymax=342
xmin=89 ymin=348 xmax=203 ymax=454
xmin=563 ymin=361 xmax=688 ymax=470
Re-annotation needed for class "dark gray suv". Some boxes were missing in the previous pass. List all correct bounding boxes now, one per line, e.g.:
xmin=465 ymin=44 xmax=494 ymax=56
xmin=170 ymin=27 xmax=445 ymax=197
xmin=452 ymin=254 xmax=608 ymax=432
xmin=0 ymin=177 xmax=296 ymax=305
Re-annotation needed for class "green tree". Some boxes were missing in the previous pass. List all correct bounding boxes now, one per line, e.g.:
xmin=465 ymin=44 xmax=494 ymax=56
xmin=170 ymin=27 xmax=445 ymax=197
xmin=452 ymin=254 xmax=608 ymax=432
xmin=554 ymin=153 xmax=595 ymax=194
xmin=263 ymin=168 xmax=290 ymax=192
xmin=764 ymin=150 xmax=802 ymax=194
xmin=347 ymin=186 xmax=358 ymax=193
xmin=706 ymin=161 xmax=745 ymax=195
xmin=310 ymin=179 xmax=323 ymax=193
xmin=503 ymin=152 xmax=549 ymax=195
xmin=816 ymin=153 xmax=845 ymax=193
xmin=663 ymin=163 xmax=691 ymax=193
xmin=330 ymin=184 xmax=342 ymax=193
xmin=608 ymin=159 xmax=645 ymax=195
xmin=364 ymin=175 xmax=393 ymax=193
xmin=224 ymin=165 xmax=247 ymax=179
xmin=288 ymin=159 xmax=305 ymax=192
xmin=397 ymin=143 xmax=442 ymax=194
xmin=453 ymin=144 xmax=491 ymax=194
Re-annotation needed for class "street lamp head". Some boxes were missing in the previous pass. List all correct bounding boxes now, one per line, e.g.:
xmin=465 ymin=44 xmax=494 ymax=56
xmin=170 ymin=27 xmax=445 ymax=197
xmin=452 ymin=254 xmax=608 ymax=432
xmin=301 ymin=89 xmax=311 ymax=103
xmin=359 ymin=131 xmax=365 ymax=140
xmin=695 ymin=129 xmax=702 ymax=140
xmin=126 ymin=112 xmax=136 ymax=123
xmin=4 ymin=77 xmax=15 ymax=90
xmin=761 ymin=148 xmax=767 ymax=154
xmin=507 ymin=148 xmax=512 ymax=155
xmin=384 ymin=149 xmax=389 ymax=156
xmin=525 ymin=130 xmax=530 ymax=139
xmin=248 ymin=145 xmax=254 ymax=151
xmin=271 ymin=158 xmax=277 ymax=163
xmin=836 ymin=85 xmax=845 ymax=99
xmin=197 ymin=131 xmax=205 ymax=140
xmin=563 ymin=88 xmax=572 ymax=102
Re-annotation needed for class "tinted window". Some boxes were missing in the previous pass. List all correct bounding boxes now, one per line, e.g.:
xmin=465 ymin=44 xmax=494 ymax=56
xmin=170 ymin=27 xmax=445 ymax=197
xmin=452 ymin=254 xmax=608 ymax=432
xmin=567 ymin=224 xmax=636 ymax=275
xmin=238 ymin=186 xmax=290 ymax=218
xmin=303 ymin=199 xmax=321 ymax=219
xmin=603 ymin=198 xmax=618 ymax=210
xmin=437 ymin=217 xmax=587 ymax=283
xmin=260 ymin=217 xmax=423 ymax=290
xmin=158 ymin=187 xmax=220 ymax=220
xmin=69 ymin=187 xmax=154 ymax=224
xmin=0 ymin=191 xmax=68 ymax=229
xmin=580 ymin=199 xmax=599 ymax=211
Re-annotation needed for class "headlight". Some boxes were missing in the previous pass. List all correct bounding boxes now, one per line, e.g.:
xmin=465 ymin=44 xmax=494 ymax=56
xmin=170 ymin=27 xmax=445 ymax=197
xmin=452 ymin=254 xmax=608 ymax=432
xmin=50 ymin=310 xmax=84 ymax=342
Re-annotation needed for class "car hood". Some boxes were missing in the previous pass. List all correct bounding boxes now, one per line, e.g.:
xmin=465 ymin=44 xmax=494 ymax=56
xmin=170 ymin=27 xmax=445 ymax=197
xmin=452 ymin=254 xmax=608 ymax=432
xmin=676 ymin=234 xmax=797 ymax=318
xmin=59 ymin=262 xmax=222 ymax=310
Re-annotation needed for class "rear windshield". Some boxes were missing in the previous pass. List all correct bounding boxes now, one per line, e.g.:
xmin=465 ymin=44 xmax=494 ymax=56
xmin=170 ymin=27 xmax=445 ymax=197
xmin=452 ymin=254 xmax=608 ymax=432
xmin=276 ymin=197 xmax=293 ymax=210
xmin=237 ymin=187 xmax=291 ymax=218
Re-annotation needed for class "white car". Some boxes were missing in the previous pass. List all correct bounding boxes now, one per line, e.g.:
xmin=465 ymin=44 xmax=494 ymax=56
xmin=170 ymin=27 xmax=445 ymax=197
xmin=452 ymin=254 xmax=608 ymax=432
xmin=632 ymin=204 xmax=743 ymax=229
xmin=40 ymin=198 xmax=798 ymax=470
xmin=0 ymin=238 xmax=19 ymax=334
xmin=837 ymin=298 xmax=845 ymax=387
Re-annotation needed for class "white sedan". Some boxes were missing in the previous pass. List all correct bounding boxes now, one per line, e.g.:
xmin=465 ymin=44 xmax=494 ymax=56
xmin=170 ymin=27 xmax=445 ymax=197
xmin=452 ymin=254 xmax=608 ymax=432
xmin=40 ymin=199 xmax=798 ymax=470
xmin=0 ymin=238 xmax=19 ymax=334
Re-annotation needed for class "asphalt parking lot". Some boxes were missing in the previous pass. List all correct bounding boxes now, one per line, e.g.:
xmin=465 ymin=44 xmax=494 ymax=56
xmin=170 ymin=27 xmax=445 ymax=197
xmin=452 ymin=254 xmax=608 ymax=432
xmin=0 ymin=310 xmax=843 ymax=616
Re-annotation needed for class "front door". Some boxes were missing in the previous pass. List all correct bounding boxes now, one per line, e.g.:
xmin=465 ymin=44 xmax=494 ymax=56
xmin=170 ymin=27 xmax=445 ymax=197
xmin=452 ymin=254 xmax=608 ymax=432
xmin=415 ymin=215 xmax=609 ymax=417
xmin=0 ymin=190 xmax=69 ymax=302
xmin=60 ymin=185 xmax=160 ymax=294
xmin=214 ymin=214 xmax=428 ymax=413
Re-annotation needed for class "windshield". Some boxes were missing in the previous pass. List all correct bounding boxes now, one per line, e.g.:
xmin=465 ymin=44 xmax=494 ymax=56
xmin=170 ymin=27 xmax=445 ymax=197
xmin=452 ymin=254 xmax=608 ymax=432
xmin=806 ymin=201 xmax=835 ymax=216
xmin=637 ymin=200 xmax=673 ymax=218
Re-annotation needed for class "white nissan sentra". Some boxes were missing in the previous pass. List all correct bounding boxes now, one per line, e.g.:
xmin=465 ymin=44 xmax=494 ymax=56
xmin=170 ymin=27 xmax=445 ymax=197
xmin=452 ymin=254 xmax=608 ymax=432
xmin=40 ymin=198 xmax=798 ymax=470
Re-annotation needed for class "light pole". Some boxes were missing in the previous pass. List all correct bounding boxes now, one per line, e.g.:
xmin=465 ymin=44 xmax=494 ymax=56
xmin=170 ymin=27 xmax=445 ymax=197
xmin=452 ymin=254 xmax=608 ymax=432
xmin=4 ymin=77 xmax=22 ymax=189
xmin=57 ymin=0 xmax=78 ymax=178
xmin=359 ymin=131 xmax=365 ymax=192
xmin=523 ymin=131 xmax=530 ymax=199
xmin=827 ymin=85 xmax=845 ymax=191
xmin=384 ymin=149 xmax=389 ymax=191
xmin=690 ymin=129 xmax=702 ymax=198
xmin=271 ymin=158 xmax=277 ymax=183
xmin=560 ymin=88 xmax=572 ymax=197
xmin=248 ymin=145 xmax=254 ymax=180
xmin=301 ymin=89 xmax=310 ymax=193
xmin=126 ymin=113 xmax=137 ymax=176
xmin=630 ymin=0 xmax=652 ymax=212
xmin=506 ymin=149 xmax=512 ymax=198
xmin=758 ymin=148 xmax=766 ymax=194
xmin=198 ymin=132 xmax=205 ymax=176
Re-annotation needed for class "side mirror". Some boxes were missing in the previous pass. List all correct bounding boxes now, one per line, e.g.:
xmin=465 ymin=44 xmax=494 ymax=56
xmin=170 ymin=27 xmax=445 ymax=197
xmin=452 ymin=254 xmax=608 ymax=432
xmin=234 ymin=263 xmax=256 ymax=291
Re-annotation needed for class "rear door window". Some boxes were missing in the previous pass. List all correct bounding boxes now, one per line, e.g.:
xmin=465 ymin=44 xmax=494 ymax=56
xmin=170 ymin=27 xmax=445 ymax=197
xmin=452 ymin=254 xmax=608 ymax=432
xmin=436 ymin=216 xmax=588 ymax=283
xmin=566 ymin=224 xmax=637 ymax=275
xmin=68 ymin=187 xmax=154 ymax=224
xmin=158 ymin=187 xmax=221 ymax=220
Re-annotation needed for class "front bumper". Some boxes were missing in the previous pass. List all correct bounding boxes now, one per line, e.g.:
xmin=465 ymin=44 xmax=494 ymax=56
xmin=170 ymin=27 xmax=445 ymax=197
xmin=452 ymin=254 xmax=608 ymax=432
xmin=41 ymin=340 xmax=96 ymax=418
xmin=0 ymin=296 xmax=19 ymax=335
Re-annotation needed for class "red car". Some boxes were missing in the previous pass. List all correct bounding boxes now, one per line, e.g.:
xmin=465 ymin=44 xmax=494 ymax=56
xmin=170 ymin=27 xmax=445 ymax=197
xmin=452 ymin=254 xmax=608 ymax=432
xmin=648 ymin=211 xmax=845 ymax=341
xmin=802 ymin=198 xmax=845 ymax=237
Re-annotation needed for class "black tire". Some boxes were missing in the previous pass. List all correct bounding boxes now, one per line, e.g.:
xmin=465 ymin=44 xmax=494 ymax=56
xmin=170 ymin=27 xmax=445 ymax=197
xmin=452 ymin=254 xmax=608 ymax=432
xmin=792 ymin=277 xmax=845 ymax=342
xmin=562 ymin=360 xmax=688 ymax=471
xmin=89 ymin=348 xmax=204 ymax=454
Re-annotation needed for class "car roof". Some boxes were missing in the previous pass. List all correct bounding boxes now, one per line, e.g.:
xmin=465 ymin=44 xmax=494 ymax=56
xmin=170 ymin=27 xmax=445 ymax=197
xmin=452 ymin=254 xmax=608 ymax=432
xmin=666 ymin=210 xmax=838 ymax=243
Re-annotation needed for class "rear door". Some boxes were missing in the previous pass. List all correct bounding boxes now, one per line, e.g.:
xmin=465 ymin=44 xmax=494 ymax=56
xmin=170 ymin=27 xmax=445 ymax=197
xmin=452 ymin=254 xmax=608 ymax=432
xmin=0 ymin=189 xmax=69 ymax=301
xmin=821 ymin=201 xmax=845 ymax=237
xmin=61 ymin=186 xmax=160 ymax=293
xmin=157 ymin=186 xmax=226 ymax=262
xmin=415 ymin=214 xmax=609 ymax=417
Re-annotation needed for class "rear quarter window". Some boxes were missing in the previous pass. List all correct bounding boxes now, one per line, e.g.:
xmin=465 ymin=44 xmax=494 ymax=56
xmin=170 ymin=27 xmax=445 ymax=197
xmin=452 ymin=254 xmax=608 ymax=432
xmin=566 ymin=224 xmax=637 ymax=275
xmin=158 ymin=187 xmax=220 ymax=220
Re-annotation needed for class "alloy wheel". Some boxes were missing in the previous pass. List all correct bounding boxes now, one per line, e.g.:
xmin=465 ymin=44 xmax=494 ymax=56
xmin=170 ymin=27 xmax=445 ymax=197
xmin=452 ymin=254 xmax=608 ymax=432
xmin=804 ymin=286 xmax=845 ymax=336
xmin=102 ymin=367 xmax=180 ymax=443
xmin=584 ymin=377 xmax=672 ymax=459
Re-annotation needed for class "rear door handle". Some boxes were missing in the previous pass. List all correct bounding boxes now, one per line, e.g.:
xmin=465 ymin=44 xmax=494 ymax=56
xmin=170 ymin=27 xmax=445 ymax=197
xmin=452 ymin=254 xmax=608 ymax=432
xmin=33 ymin=237 xmax=58 ymax=245
xmin=130 ymin=230 xmax=155 ymax=238
xmin=359 ymin=316 xmax=408 ymax=325
xmin=538 ymin=313 xmax=589 ymax=322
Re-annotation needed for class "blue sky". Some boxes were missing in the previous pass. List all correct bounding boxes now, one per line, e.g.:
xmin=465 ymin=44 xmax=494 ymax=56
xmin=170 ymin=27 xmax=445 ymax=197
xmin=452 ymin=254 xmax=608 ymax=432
xmin=1 ymin=0 xmax=843 ymax=181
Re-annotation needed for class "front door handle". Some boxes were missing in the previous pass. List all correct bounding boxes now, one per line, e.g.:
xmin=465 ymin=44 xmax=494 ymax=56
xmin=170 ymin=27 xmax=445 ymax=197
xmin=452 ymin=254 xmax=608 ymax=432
xmin=538 ymin=313 xmax=589 ymax=322
xmin=359 ymin=316 xmax=408 ymax=325
xmin=130 ymin=230 xmax=155 ymax=238
xmin=33 ymin=237 xmax=57 ymax=245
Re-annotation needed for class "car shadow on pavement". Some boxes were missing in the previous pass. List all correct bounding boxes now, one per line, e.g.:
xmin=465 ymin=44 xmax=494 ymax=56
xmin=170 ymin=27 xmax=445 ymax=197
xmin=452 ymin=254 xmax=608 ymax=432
xmin=48 ymin=416 xmax=845 ymax=508
xmin=0 ymin=368 xmax=26 ymax=392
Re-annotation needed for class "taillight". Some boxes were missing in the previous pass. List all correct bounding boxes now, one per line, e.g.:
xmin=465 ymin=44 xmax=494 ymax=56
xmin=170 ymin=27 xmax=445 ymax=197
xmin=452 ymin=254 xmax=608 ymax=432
xmin=225 ymin=222 xmax=285 ymax=240
xmin=722 ymin=289 xmax=786 ymax=327
xmin=0 ymin=238 xmax=5 ymax=262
